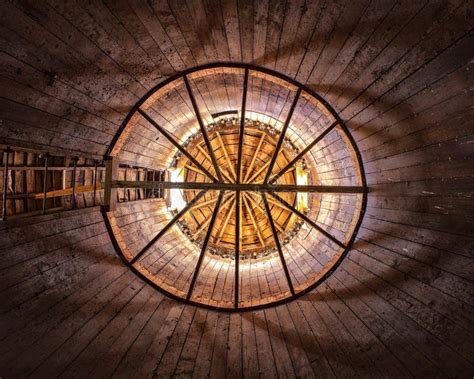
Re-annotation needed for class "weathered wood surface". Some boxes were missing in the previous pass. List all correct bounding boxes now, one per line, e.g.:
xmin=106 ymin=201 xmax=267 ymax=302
xmin=0 ymin=0 xmax=473 ymax=377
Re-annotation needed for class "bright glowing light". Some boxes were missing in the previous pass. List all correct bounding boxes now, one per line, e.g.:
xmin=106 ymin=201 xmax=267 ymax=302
xmin=296 ymin=166 xmax=308 ymax=212
xmin=168 ymin=168 xmax=186 ymax=211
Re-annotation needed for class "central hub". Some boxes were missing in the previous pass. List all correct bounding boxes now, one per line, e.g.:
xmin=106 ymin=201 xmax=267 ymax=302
xmin=169 ymin=118 xmax=308 ymax=260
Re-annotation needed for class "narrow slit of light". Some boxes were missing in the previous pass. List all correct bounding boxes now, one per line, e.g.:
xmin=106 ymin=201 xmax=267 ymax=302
xmin=168 ymin=167 xmax=186 ymax=211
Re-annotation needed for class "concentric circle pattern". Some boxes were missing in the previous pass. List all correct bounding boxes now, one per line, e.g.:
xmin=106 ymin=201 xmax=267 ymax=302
xmin=105 ymin=64 xmax=367 ymax=311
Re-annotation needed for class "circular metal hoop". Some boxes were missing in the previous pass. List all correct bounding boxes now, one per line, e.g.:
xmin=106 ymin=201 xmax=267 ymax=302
xmin=103 ymin=63 xmax=368 ymax=312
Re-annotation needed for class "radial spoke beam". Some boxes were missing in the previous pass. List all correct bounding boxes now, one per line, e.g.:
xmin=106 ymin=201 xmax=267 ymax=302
xmin=244 ymin=192 xmax=284 ymax=233
xmin=137 ymin=108 xmax=217 ymax=182
xmin=263 ymin=88 xmax=302 ymax=183
xmin=243 ymin=194 xmax=265 ymax=247
xmin=216 ymin=133 xmax=237 ymax=181
xmin=236 ymin=69 xmax=249 ymax=183
xmin=183 ymin=75 xmax=223 ymax=182
xmin=191 ymin=191 xmax=231 ymax=210
xmin=234 ymin=190 xmax=241 ymax=308
xmin=130 ymin=190 xmax=207 ymax=264
xmin=245 ymin=161 xmax=271 ymax=184
xmin=270 ymin=120 xmax=338 ymax=183
xmin=261 ymin=193 xmax=295 ymax=296
xmin=243 ymin=134 xmax=265 ymax=183
xmin=216 ymin=197 xmax=236 ymax=244
xmin=112 ymin=180 xmax=365 ymax=194
xmin=187 ymin=190 xmax=224 ymax=300
xmin=191 ymin=194 xmax=234 ymax=239
xmin=268 ymin=192 xmax=346 ymax=249
xmin=196 ymin=144 xmax=234 ymax=183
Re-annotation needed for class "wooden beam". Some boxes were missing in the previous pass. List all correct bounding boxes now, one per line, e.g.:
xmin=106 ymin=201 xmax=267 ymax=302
xmin=234 ymin=190 xmax=241 ymax=308
xmin=70 ymin=156 xmax=78 ymax=209
xmin=268 ymin=192 xmax=346 ymax=249
xmin=244 ymin=161 xmax=271 ymax=184
xmin=242 ymin=193 xmax=265 ymax=247
xmin=104 ymin=156 xmax=119 ymax=212
xmin=270 ymin=120 xmax=338 ymax=183
xmin=187 ymin=191 xmax=224 ymax=300
xmin=131 ymin=190 xmax=207 ymax=264
xmin=244 ymin=192 xmax=284 ymax=233
xmin=111 ymin=180 xmax=366 ymax=193
xmin=0 ymin=165 xmax=106 ymax=171
xmin=2 ymin=183 xmax=104 ymax=200
xmin=263 ymin=88 xmax=302 ymax=183
xmin=236 ymin=69 xmax=249 ymax=183
xmin=1 ymin=147 xmax=11 ymax=220
xmin=93 ymin=160 xmax=98 ymax=206
xmin=138 ymin=108 xmax=218 ymax=182
xmin=215 ymin=132 xmax=237 ymax=181
xmin=243 ymin=134 xmax=265 ymax=183
xmin=196 ymin=144 xmax=234 ymax=183
xmin=261 ymin=193 xmax=295 ymax=296
xmin=183 ymin=75 xmax=223 ymax=182
xmin=216 ymin=196 xmax=236 ymax=244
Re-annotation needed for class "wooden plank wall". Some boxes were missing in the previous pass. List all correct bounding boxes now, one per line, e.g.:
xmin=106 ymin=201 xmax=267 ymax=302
xmin=0 ymin=0 xmax=473 ymax=377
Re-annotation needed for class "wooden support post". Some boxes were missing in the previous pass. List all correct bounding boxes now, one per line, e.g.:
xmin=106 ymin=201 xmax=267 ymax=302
xmin=103 ymin=156 xmax=119 ymax=212
xmin=1 ymin=147 xmax=11 ymax=221
xmin=144 ymin=168 xmax=148 ymax=200
xmin=93 ymin=160 xmax=98 ymax=206
xmin=41 ymin=153 xmax=50 ymax=215
xmin=71 ymin=156 xmax=79 ymax=209
xmin=124 ymin=166 xmax=128 ymax=202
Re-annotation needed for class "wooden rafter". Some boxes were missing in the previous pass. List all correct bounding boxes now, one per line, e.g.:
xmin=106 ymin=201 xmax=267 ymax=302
xmin=243 ymin=134 xmax=265 ymax=183
xmin=236 ymin=69 xmax=249 ymax=184
xmin=191 ymin=191 xmax=231 ymax=210
xmin=245 ymin=160 xmax=271 ymax=184
xmin=191 ymin=193 xmax=234 ymax=240
xmin=215 ymin=132 xmax=237 ymax=181
xmin=243 ymin=192 xmax=284 ymax=233
xmin=242 ymin=193 xmax=265 ymax=247
xmin=234 ymin=190 xmax=241 ymax=308
xmin=216 ymin=197 xmax=236 ymax=245
xmin=196 ymin=144 xmax=234 ymax=183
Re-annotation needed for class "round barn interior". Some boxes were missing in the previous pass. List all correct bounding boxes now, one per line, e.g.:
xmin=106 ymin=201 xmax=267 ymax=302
xmin=0 ymin=1 xmax=473 ymax=377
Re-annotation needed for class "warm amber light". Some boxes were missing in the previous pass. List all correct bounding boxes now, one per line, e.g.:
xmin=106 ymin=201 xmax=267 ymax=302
xmin=296 ymin=165 xmax=308 ymax=212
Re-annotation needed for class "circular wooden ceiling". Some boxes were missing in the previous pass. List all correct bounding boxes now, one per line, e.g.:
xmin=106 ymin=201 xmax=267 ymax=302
xmin=104 ymin=63 xmax=368 ymax=311
xmin=176 ymin=119 xmax=304 ymax=258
